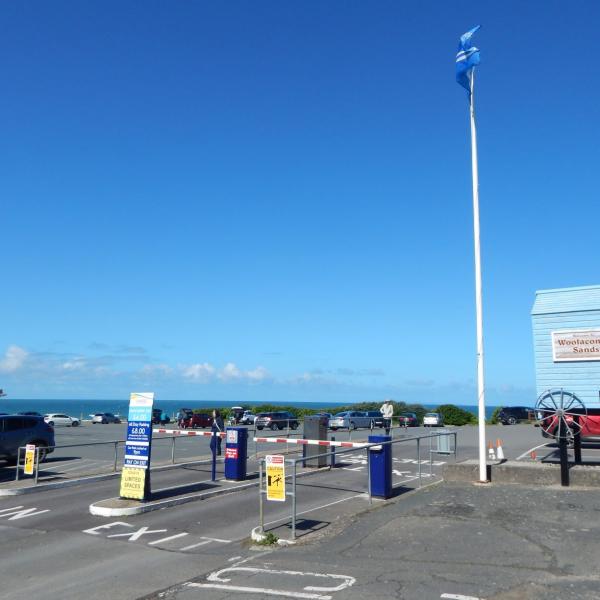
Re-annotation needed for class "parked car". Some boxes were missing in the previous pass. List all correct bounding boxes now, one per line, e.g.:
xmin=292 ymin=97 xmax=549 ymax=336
xmin=329 ymin=411 xmax=372 ymax=430
xmin=44 ymin=413 xmax=80 ymax=427
xmin=152 ymin=408 xmax=170 ymax=425
xmin=423 ymin=412 xmax=444 ymax=427
xmin=497 ymin=406 xmax=534 ymax=425
xmin=538 ymin=411 xmax=600 ymax=441
xmin=240 ymin=411 xmax=257 ymax=425
xmin=365 ymin=411 xmax=385 ymax=428
xmin=92 ymin=412 xmax=121 ymax=424
xmin=179 ymin=412 xmax=213 ymax=429
xmin=398 ymin=412 xmax=419 ymax=427
xmin=255 ymin=411 xmax=299 ymax=431
xmin=0 ymin=415 xmax=55 ymax=463
xmin=229 ymin=406 xmax=246 ymax=424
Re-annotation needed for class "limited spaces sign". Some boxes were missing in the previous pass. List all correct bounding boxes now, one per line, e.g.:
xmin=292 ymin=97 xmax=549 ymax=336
xmin=552 ymin=329 xmax=600 ymax=362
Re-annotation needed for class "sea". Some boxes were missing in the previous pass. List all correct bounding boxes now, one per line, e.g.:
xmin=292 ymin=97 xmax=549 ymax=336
xmin=0 ymin=398 xmax=498 ymax=421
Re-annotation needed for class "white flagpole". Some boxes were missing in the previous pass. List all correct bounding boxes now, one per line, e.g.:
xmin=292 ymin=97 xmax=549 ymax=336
xmin=469 ymin=69 xmax=488 ymax=483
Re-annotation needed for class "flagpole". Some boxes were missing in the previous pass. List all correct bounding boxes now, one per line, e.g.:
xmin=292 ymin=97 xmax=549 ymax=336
xmin=469 ymin=69 xmax=487 ymax=483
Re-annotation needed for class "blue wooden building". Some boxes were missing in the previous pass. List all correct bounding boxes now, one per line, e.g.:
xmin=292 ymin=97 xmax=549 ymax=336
xmin=531 ymin=285 xmax=600 ymax=407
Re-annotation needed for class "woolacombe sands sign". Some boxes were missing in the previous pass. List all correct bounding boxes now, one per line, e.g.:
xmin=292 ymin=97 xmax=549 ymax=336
xmin=532 ymin=286 xmax=600 ymax=406
xmin=552 ymin=330 xmax=600 ymax=362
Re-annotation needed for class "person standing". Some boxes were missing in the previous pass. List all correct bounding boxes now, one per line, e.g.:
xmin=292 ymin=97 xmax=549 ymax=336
xmin=211 ymin=409 xmax=224 ymax=456
xmin=380 ymin=399 xmax=394 ymax=435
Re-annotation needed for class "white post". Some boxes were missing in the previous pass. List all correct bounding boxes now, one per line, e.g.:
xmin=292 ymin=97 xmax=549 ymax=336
xmin=469 ymin=70 xmax=488 ymax=483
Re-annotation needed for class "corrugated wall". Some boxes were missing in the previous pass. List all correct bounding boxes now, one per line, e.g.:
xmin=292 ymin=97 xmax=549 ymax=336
xmin=532 ymin=286 xmax=600 ymax=407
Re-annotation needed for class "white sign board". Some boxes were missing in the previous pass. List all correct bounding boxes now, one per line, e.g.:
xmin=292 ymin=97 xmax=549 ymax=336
xmin=552 ymin=329 xmax=600 ymax=362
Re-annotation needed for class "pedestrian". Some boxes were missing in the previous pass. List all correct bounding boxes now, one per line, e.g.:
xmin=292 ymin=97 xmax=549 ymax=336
xmin=380 ymin=399 xmax=394 ymax=436
xmin=160 ymin=410 xmax=168 ymax=426
xmin=210 ymin=409 xmax=224 ymax=456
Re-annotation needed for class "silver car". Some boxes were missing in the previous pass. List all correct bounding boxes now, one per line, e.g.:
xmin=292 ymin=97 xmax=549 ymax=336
xmin=92 ymin=412 xmax=121 ymax=424
xmin=329 ymin=411 xmax=372 ymax=430
xmin=44 ymin=413 xmax=80 ymax=427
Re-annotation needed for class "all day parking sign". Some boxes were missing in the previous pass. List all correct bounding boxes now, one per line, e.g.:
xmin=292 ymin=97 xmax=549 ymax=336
xmin=265 ymin=454 xmax=286 ymax=502
xmin=120 ymin=392 xmax=154 ymax=501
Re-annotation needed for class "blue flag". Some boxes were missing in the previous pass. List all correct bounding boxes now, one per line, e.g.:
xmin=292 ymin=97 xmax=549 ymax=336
xmin=456 ymin=25 xmax=481 ymax=95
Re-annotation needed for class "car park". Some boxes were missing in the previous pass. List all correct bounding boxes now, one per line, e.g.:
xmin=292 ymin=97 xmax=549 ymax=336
xmin=92 ymin=412 xmax=121 ymax=424
xmin=497 ymin=406 xmax=534 ymax=425
xmin=179 ymin=412 xmax=213 ymax=429
xmin=423 ymin=412 xmax=444 ymax=427
xmin=0 ymin=415 xmax=55 ymax=463
xmin=255 ymin=411 xmax=299 ymax=431
xmin=44 ymin=413 xmax=80 ymax=427
xmin=399 ymin=412 xmax=419 ymax=427
xmin=329 ymin=411 xmax=372 ymax=430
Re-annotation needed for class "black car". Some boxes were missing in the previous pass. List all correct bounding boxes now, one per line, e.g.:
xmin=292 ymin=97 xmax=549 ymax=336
xmin=399 ymin=412 xmax=419 ymax=427
xmin=365 ymin=411 xmax=385 ymax=428
xmin=0 ymin=415 xmax=55 ymax=464
xmin=497 ymin=406 xmax=533 ymax=425
xmin=255 ymin=411 xmax=299 ymax=431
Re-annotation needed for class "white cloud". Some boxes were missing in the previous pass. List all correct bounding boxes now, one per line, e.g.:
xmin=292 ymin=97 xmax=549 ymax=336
xmin=0 ymin=345 xmax=28 ymax=372
xmin=219 ymin=362 xmax=243 ymax=381
xmin=246 ymin=366 xmax=269 ymax=381
xmin=182 ymin=362 xmax=217 ymax=381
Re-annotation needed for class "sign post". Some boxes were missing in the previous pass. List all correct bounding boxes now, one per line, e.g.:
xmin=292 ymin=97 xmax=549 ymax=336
xmin=24 ymin=444 xmax=36 ymax=476
xmin=265 ymin=454 xmax=286 ymax=502
xmin=120 ymin=392 xmax=154 ymax=501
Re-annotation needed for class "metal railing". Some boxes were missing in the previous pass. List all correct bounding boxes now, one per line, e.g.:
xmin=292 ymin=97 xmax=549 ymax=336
xmin=257 ymin=430 xmax=457 ymax=541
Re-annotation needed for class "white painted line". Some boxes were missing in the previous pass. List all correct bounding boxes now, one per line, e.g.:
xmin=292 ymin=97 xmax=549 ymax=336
xmin=441 ymin=594 xmax=482 ymax=600
xmin=188 ymin=583 xmax=330 ymax=599
xmin=180 ymin=540 xmax=211 ymax=551
xmin=0 ymin=506 xmax=50 ymax=520
xmin=148 ymin=532 xmax=189 ymax=545
xmin=516 ymin=442 xmax=552 ymax=461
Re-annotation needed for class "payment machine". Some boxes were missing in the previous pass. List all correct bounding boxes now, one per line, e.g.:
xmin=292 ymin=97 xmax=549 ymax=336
xmin=368 ymin=434 xmax=392 ymax=498
xmin=224 ymin=427 xmax=248 ymax=481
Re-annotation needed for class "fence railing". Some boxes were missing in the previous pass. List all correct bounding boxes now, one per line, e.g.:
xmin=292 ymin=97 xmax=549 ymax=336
xmin=257 ymin=430 xmax=458 ymax=541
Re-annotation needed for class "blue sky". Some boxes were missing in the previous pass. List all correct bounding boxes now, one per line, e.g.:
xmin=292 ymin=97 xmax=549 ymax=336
xmin=1 ymin=1 xmax=599 ymax=405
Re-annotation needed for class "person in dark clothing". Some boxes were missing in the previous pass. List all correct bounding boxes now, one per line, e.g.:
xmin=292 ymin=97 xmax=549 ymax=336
xmin=210 ymin=409 xmax=224 ymax=456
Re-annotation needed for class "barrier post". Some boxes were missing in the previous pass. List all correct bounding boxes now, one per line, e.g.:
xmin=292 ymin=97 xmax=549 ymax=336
xmin=291 ymin=460 xmax=297 ymax=539
xmin=259 ymin=460 xmax=264 ymax=533
xmin=330 ymin=436 xmax=336 ymax=468
xmin=15 ymin=447 xmax=21 ymax=481
xmin=113 ymin=441 xmax=119 ymax=472
xmin=171 ymin=436 xmax=176 ymax=464
xmin=417 ymin=438 xmax=422 ymax=487
xmin=34 ymin=447 xmax=40 ymax=485
xmin=211 ymin=434 xmax=217 ymax=482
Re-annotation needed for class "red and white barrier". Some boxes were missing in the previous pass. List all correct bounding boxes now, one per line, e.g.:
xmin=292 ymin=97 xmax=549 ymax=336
xmin=254 ymin=437 xmax=368 ymax=449
xmin=153 ymin=428 xmax=226 ymax=437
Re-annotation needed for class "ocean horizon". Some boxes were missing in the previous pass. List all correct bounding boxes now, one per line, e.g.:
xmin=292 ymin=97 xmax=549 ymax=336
xmin=1 ymin=398 xmax=500 ymax=420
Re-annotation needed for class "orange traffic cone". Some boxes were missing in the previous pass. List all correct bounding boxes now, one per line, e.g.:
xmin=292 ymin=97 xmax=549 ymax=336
xmin=488 ymin=441 xmax=496 ymax=461
xmin=496 ymin=439 xmax=505 ymax=461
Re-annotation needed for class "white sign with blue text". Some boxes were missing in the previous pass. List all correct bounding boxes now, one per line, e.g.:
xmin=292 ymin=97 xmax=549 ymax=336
xmin=124 ymin=392 xmax=154 ymax=469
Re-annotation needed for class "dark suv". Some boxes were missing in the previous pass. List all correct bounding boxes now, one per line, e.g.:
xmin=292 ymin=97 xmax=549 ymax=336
xmin=497 ymin=406 xmax=533 ymax=425
xmin=255 ymin=411 xmax=299 ymax=431
xmin=365 ymin=411 xmax=385 ymax=428
xmin=0 ymin=415 xmax=55 ymax=464
xmin=179 ymin=413 xmax=213 ymax=429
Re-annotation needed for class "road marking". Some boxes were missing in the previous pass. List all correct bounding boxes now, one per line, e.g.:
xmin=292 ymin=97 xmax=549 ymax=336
xmin=516 ymin=442 xmax=551 ymax=461
xmin=180 ymin=536 xmax=231 ymax=551
xmin=148 ymin=532 xmax=189 ymax=545
xmin=189 ymin=567 xmax=356 ymax=599
xmin=83 ymin=521 xmax=132 ymax=535
xmin=441 ymin=594 xmax=482 ymax=600
xmin=107 ymin=526 xmax=168 ymax=541
xmin=0 ymin=506 xmax=50 ymax=520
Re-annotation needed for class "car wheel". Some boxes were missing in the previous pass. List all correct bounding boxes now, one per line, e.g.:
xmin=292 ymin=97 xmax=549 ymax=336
xmin=270 ymin=423 xmax=278 ymax=431
xmin=291 ymin=422 xmax=298 ymax=430
xmin=351 ymin=422 xmax=357 ymax=430
xmin=72 ymin=421 xmax=79 ymax=427
xmin=48 ymin=421 xmax=54 ymax=427
xmin=257 ymin=426 xmax=263 ymax=431
xmin=102 ymin=419 xmax=107 ymax=424
xmin=508 ymin=416 xmax=517 ymax=425
xmin=32 ymin=443 xmax=49 ymax=462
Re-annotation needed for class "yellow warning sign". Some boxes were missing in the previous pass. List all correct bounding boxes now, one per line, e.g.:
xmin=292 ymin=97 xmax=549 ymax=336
xmin=266 ymin=454 xmax=286 ymax=502
xmin=24 ymin=444 xmax=36 ymax=476
xmin=120 ymin=466 xmax=147 ymax=500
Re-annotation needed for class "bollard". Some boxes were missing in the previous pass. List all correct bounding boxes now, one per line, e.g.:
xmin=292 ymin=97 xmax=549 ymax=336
xmin=171 ymin=436 xmax=176 ymax=464
xmin=34 ymin=447 xmax=40 ymax=485
xmin=114 ymin=441 xmax=119 ymax=472
xmin=330 ymin=436 xmax=336 ymax=468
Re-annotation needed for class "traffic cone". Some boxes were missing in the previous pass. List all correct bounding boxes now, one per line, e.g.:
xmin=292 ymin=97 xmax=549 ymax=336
xmin=496 ymin=439 xmax=505 ymax=461
xmin=488 ymin=441 xmax=496 ymax=460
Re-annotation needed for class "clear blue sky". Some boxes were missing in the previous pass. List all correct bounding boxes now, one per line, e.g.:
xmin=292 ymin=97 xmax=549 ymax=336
xmin=1 ymin=1 xmax=599 ymax=405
